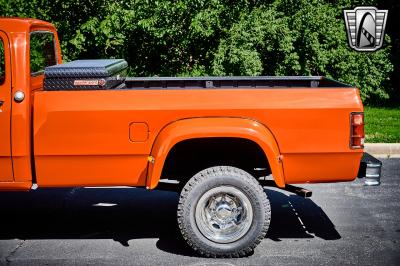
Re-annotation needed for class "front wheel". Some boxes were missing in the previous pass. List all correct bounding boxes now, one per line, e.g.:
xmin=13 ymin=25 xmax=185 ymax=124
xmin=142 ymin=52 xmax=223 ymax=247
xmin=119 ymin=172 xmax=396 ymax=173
xmin=177 ymin=166 xmax=271 ymax=257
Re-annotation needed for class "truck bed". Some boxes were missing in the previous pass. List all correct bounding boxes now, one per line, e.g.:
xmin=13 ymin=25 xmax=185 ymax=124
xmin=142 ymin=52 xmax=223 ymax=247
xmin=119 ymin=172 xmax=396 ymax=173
xmin=43 ymin=59 xmax=351 ymax=91
xmin=34 ymin=78 xmax=362 ymax=187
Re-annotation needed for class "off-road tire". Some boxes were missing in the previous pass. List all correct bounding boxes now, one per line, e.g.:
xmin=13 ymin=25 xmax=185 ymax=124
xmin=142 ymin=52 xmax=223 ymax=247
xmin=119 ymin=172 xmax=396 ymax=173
xmin=177 ymin=166 xmax=271 ymax=257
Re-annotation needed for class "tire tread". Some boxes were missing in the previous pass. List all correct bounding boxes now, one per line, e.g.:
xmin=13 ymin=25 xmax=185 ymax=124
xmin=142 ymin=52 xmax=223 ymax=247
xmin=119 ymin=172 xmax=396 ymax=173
xmin=177 ymin=166 xmax=271 ymax=258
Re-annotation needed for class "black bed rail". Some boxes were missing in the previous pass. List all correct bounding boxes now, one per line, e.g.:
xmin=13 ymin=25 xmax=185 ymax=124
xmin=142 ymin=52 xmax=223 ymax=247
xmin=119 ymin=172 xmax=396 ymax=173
xmin=124 ymin=76 xmax=351 ymax=89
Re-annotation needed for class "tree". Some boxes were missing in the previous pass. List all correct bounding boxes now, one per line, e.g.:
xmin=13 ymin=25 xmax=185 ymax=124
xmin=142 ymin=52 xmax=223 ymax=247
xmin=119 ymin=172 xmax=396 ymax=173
xmin=0 ymin=0 xmax=395 ymax=104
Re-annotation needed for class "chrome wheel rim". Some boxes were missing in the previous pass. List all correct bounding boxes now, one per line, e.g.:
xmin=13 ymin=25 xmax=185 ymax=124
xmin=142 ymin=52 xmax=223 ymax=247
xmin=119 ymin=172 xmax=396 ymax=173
xmin=195 ymin=186 xmax=253 ymax=244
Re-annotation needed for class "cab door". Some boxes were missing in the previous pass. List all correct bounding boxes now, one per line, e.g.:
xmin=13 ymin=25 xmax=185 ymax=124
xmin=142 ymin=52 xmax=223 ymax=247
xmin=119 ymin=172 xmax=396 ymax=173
xmin=0 ymin=31 xmax=13 ymax=182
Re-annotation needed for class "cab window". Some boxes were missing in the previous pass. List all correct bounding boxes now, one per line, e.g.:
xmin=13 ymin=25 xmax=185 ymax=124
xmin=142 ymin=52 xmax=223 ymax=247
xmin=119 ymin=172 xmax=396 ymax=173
xmin=30 ymin=32 xmax=57 ymax=76
xmin=0 ymin=39 xmax=5 ymax=84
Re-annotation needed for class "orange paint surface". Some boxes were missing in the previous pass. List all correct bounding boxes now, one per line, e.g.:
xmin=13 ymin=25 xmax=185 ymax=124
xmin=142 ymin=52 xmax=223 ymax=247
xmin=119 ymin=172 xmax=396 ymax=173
xmin=33 ymin=88 xmax=362 ymax=188
xmin=0 ymin=18 xmax=62 ymax=188
xmin=0 ymin=30 xmax=13 ymax=182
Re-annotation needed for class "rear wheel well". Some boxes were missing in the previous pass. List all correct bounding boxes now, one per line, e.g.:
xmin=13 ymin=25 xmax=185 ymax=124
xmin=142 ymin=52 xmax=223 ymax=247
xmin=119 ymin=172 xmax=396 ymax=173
xmin=160 ymin=138 xmax=271 ymax=186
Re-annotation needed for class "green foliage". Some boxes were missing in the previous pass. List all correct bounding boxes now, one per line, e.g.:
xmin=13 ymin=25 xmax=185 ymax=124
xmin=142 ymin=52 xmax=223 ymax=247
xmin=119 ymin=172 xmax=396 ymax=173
xmin=30 ymin=32 xmax=57 ymax=73
xmin=0 ymin=0 xmax=396 ymax=104
xmin=212 ymin=7 xmax=300 ymax=76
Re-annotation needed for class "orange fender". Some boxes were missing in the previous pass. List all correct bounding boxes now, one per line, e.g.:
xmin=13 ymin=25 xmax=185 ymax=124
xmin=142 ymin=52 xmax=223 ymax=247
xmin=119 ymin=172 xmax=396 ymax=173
xmin=146 ymin=117 xmax=285 ymax=189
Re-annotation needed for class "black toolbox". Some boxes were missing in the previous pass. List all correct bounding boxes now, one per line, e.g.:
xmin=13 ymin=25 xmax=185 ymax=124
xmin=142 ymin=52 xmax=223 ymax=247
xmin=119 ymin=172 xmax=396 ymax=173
xmin=44 ymin=59 xmax=128 ymax=90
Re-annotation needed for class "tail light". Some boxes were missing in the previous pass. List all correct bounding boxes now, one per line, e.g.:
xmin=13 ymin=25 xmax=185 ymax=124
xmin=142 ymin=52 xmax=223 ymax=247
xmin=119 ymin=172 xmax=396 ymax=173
xmin=350 ymin=112 xmax=365 ymax=149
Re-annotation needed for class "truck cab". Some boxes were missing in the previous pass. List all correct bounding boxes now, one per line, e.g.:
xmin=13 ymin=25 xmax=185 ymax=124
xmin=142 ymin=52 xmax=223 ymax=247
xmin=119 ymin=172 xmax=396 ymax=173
xmin=0 ymin=18 xmax=61 ymax=190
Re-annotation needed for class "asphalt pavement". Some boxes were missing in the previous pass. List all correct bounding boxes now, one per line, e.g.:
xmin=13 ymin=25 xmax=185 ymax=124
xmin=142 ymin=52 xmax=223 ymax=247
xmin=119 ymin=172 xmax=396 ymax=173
xmin=0 ymin=158 xmax=399 ymax=265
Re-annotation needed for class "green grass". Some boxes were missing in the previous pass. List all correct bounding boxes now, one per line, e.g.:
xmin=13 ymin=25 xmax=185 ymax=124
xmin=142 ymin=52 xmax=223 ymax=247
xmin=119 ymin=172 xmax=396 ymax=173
xmin=364 ymin=107 xmax=400 ymax=143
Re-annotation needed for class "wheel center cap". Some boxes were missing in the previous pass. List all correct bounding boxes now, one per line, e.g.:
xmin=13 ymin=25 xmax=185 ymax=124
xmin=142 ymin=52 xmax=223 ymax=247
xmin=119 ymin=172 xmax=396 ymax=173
xmin=215 ymin=203 xmax=232 ymax=219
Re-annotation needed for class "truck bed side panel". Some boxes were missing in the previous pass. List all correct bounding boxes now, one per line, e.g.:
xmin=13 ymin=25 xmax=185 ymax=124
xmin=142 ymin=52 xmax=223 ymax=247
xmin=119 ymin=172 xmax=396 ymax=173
xmin=33 ymin=87 xmax=362 ymax=187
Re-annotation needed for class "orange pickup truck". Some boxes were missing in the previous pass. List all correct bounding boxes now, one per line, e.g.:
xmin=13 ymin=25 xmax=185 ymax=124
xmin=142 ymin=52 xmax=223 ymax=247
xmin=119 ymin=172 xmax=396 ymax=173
xmin=0 ymin=18 xmax=381 ymax=257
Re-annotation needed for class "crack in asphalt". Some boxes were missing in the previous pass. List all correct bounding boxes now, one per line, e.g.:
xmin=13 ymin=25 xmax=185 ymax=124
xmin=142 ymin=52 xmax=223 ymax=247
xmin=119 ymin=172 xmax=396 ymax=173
xmin=5 ymin=240 xmax=25 ymax=265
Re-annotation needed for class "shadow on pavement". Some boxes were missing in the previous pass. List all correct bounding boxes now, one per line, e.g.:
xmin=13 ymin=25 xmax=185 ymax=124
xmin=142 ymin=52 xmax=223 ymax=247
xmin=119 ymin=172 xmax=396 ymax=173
xmin=0 ymin=187 xmax=340 ymax=256
xmin=266 ymin=189 xmax=341 ymax=241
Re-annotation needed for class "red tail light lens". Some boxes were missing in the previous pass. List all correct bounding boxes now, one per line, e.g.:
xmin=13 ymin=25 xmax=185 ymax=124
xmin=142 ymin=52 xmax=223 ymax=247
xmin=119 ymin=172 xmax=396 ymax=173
xmin=350 ymin=112 xmax=365 ymax=149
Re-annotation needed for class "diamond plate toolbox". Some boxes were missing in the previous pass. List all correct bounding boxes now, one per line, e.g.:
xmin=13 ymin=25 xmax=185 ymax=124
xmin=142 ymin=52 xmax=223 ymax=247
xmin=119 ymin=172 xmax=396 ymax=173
xmin=44 ymin=59 xmax=128 ymax=90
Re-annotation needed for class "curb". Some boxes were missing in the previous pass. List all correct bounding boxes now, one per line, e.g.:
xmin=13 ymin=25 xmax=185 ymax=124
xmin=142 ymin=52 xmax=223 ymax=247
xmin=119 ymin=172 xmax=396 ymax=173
xmin=364 ymin=143 xmax=400 ymax=158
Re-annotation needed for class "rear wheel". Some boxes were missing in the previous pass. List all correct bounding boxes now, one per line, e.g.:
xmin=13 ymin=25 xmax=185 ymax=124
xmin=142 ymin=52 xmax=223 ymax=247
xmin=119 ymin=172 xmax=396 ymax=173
xmin=177 ymin=166 xmax=271 ymax=257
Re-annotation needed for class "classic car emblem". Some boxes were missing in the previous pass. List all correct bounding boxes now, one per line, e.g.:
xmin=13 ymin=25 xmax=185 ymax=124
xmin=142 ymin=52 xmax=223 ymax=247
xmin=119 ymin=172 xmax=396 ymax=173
xmin=343 ymin=7 xmax=388 ymax=51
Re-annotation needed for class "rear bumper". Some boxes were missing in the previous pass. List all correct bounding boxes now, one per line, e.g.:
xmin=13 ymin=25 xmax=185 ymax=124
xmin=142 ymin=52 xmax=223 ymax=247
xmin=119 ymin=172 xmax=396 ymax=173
xmin=358 ymin=152 xmax=382 ymax=186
